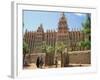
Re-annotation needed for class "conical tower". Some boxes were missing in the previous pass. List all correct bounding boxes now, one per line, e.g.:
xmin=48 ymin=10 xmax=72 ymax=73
xmin=58 ymin=12 xmax=69 ymax=33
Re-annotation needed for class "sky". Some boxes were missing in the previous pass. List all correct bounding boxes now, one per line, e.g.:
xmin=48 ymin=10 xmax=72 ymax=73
xmin=23 ymin=10 xmax=88 ymax=32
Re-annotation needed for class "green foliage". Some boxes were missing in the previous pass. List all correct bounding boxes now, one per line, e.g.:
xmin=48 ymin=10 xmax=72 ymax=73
xmin=42 ymin=41 xmax=55 ymax=54
xmin=23 ymin=41 xmax=30 ymax=65
xmin=79 ymin=14 xmax=91 ymax=49
xmin=46 ymin=45 xmax=55 ymax=54
xmin=84 ymin=39 xmax=91 ymax=49
xmin=42 ymin=41 xmax=66 ymax=54
xmin=23 ymin=41 xmax=29 ymax=54
xmin=55 ymin=41 xmax=66 ymax=54
xmin=42 ymin=41 xmax=48 ymax=53
xmin=79 ymin=39 xmax=91 ymax=49
xmin=55 ymin=42 xmax=67 ymax=67
xmin=82 ymin=14 xmax=91 ymax=35
xmin=79 ymin=41 xmax=86 ymax=48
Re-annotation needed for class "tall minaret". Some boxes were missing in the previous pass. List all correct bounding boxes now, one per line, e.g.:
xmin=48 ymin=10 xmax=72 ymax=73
xmin=57 ymin=12 xmax=69 ymax=48
xmin=58 ymin=12 xmax=69 ymax=33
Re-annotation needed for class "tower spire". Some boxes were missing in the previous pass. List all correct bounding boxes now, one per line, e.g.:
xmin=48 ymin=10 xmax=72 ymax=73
xmin=62 ymin=12 xmax=65 ymax=17
xmin=60 ymin=12 xmax=65 ymax=18
xmin=58 ymin=12 xmax=68 ymax=32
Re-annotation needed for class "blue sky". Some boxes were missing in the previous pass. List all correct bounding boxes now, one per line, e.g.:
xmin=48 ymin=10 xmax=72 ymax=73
xmin=23 ymin=10 xmax=88 ymax=32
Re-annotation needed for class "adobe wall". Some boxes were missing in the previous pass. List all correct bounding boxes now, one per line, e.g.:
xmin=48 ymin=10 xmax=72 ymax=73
xmin=68 ymin=51 xmax=91 ymax=64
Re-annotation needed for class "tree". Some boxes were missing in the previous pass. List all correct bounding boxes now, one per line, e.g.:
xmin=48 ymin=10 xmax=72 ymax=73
xmin=46 ymin=45 xmax=55 ymax=65
xmin=42 ymin=41 xmax=47 ymax=53
xmin=23 ymin=41 xmax=29 ymax=66
xmin=55 ymin=42 xmax=66 ymax=67
xmin=64 ymin=51 xmax=69 ymax=67
xmin=42 ymin=41 xmax=69 ymax=67
xmin=82 ymin=14 xmax=91 ymax=35
xmin=46 ymin=45 xmax=55 ymax=54
xmin=42 ymin=41 xmax=55 ymax=66
xmin=79 ymin=14 xmax=91 ymax=50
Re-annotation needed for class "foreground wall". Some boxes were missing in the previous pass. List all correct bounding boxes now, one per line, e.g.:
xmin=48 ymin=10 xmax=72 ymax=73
xmin=25 ymin=50 xmax=91 ymax=65
xmin=68 ymin=50 xmax=91 ymax=64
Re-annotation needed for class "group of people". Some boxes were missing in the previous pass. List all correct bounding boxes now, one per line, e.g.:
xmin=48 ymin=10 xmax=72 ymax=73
xmin=36 ymin=55 xmax=44 ymax=68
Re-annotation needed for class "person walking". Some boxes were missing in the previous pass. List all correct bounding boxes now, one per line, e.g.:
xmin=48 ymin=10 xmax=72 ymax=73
xmin=36 ymin=56 xmax=40 ymax=68
xmin=55 ymin=57 xmax=58 ymax=68
xmin=39 ymin=55 xmax=44 ymax=69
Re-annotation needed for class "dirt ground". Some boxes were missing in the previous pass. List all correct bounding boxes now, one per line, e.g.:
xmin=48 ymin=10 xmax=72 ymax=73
xmin=23 ymin=62 xmax=90 ymax=69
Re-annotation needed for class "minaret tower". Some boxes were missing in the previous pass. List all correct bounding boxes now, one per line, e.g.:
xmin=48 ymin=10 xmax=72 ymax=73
xmin=58 ymin=12 xmax=69 ymax=33
xmin=57 ymin=12 xmax=70 ymax=49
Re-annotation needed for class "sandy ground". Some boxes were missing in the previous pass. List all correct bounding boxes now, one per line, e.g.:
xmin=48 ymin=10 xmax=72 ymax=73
xmin=24 ymin=63 xmax=61 ymax=69
xmin=24 ymin=62 xmax=90 ymax=69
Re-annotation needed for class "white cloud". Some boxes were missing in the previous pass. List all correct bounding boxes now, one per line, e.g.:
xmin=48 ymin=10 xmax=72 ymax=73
xmin=74 ymin=13 xmax=86 ymax=17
